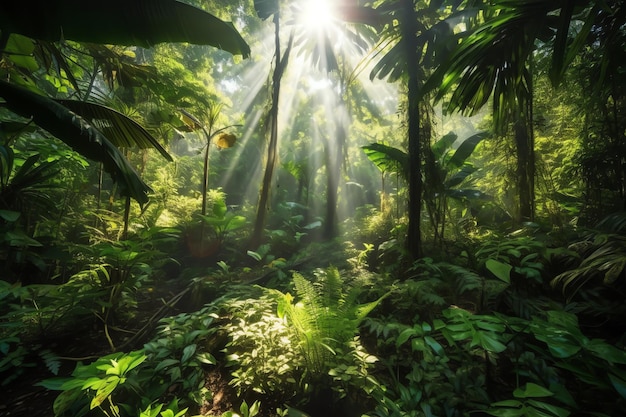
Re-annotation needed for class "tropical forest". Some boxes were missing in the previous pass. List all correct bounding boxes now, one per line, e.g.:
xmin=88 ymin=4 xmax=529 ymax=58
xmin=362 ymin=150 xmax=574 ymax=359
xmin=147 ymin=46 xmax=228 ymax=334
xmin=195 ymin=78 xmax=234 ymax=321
xmin=1 ymin=0 xmax=626 ymax=416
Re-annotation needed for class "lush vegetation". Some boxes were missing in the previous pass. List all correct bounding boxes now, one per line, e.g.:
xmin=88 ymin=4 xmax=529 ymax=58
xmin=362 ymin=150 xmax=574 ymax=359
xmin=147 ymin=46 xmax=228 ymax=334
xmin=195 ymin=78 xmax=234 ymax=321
xmin=1 ymin=0 xmax=626 ymax=416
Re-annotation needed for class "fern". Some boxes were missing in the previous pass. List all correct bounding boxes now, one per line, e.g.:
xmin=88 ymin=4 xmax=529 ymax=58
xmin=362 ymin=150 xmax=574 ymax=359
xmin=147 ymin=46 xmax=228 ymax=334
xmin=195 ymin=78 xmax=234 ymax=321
xmin=552 ymin=234 xmax=626 ymax=301
xmin=276 ymin=267 xmax=388 ymax=377
xmin=40 ymin=349 xmax=61 ymax=376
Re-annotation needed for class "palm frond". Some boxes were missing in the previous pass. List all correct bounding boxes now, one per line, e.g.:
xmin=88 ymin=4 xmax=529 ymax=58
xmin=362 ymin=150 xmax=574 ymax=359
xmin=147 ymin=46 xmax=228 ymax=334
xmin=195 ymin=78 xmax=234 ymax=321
xmin=57 ymin=100 xmax=172 ymax=161
xmin=552 ymin=236 xmax=626 ymax=301
xmin=0 ymin=80 xmax=151 ymax=204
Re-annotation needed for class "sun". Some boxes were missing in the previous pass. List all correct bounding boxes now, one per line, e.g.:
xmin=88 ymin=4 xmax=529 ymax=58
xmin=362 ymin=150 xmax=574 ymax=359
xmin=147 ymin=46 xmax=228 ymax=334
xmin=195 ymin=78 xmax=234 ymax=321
xmin=297 ymin=0 xmax=337 ymax=31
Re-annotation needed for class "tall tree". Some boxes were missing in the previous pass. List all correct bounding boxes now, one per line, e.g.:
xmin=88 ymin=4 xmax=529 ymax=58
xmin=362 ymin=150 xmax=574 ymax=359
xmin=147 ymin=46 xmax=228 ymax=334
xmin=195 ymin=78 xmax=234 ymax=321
xmin=424 ymin=0 xmax=626 ymax=223
xmin=0 ymin=0 xmax=249 ymax=204
xmin=368 ymin=0 xmax=453 ymax=259
xmin=250 ymin=0 xmax=294 ymax=248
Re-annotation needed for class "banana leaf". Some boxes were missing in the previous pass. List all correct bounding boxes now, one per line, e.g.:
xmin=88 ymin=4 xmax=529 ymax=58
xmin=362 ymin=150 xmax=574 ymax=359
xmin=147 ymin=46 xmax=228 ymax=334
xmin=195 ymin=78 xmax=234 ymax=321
xmin=362 ymin=142 xmax=409 ymax=180
xmin=0 ymin=80 xmax=151 ymax=205
xmin=0 ymin=0 xmax=250 ymax=58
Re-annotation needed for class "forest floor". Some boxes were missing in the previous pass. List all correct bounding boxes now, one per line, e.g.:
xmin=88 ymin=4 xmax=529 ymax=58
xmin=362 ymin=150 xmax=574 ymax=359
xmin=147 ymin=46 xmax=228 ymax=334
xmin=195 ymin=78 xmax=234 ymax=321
xmin=1 ymin=278 xmax=195 ymax=417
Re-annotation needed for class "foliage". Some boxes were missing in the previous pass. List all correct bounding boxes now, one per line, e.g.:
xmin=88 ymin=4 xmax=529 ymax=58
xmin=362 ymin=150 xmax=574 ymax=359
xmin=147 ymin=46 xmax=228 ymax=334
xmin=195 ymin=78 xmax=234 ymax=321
xmin=551 ymin=215 xmax=626 ymax=302
xmin=142 ymin=308 xmax=218 ymax=405
xmin=41 ymin=350 xmax=148 ymax=417
xmin=0 ymin=0 xmax=250 ymax=56
xmin=486 ymin=383 xmax=570 ymax=417
xmin=221 ymin=293 xmax=300 ymax=399
xmin=274 ymin=267 xmax=387 ymax=379
xmin=41 ymin=304 xmax=222 ymax=416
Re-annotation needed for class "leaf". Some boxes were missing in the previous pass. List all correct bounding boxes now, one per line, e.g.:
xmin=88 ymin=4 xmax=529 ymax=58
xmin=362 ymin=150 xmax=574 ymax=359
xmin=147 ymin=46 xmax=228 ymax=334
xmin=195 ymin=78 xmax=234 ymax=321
xmin=431 ymin=132 xmax=458 ymax=159
xmin=247 ymin=250 xmax=263 ymax=262
xmin=362 ymin=142 xmax=409 ymax=179
xmin=240 ymin=401 xmax=249 ymax=417
xmin=585 ymin=339 xmax=626 ymax=365
xmin=90 ymin=379 xmax=118 ymax=409
xmin=609 ymin=371 xmax=626 ymax=399
xmin=53 ymin=389 xmax=84 ymax=416
xmin=0 ymin=80 xmax=152 ymax=204
xmin=196 ymin=352 xmax=216 ymax=365
xmin=526 ymin=399 xmax=570 ymax=417
xmin=447 ymin=132 xmax=488 ymax=169
xmin=154 ymin=358 xmax=179 ymax=372
xmin=514 ymin=383 xmax=553 ymax=399
xmin=0 ymin=0 xmax=250 ymax=57
xmin=58 ymin=100 xmax=172 ymax=161
xmin=215 ymin=133 xmax=237 ymax=149
xmin=486 ymin=259 xmax=512 ymax=283
xmin=181 ymin=344 xmax=197 ymax=363
xmin=396 ymin=328 xmax=415 ymax=348
xmin=40 ymin=349 xmax=61 ymax=375
xmin=254 ymin=0 xmax=279 ymax=20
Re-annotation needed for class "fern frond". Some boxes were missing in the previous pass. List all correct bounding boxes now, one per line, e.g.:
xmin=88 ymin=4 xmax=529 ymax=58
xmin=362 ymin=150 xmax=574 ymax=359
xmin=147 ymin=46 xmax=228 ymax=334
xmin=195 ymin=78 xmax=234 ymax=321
xmin=319 ymin=266 xmax=343 ymax=310
xmin=281 ymin=268 xmax=387 ymax=377
xmin=439 ymin=263 xmax=484 ymax=295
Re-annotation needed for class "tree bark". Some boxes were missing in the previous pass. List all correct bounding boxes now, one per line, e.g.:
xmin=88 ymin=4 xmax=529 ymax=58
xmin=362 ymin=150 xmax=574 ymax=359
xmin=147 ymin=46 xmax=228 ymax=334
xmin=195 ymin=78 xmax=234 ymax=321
xmin=402 ymin=0 xmax=423 ymax=259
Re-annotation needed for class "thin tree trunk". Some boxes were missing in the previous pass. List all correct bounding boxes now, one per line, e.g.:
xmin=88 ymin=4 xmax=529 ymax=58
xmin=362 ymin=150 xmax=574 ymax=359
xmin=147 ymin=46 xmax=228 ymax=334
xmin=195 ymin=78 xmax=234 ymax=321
xmin=251 ymin=14 xmax=293 ymax=247
xmin=322 ymin=123 xmax=345 ymax=239
xmin=201 ymin=129 xmax=211 ymax=216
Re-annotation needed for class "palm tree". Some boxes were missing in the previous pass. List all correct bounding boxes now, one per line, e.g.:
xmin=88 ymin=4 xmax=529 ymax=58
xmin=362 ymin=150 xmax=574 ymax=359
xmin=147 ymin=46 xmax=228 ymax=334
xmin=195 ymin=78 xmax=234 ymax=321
xmin=423 ymin=0 xmax=626 ymax=223
xmin=368 ymin=0 xmax=454 ymax=259
xmin=0 ymin=0 xmax=249 ymax=204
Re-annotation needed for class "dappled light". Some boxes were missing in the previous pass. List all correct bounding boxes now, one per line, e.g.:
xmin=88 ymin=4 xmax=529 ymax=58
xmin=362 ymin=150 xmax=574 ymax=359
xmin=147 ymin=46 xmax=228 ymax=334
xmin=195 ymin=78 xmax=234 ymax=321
xmin=2 ymin=1 xmax=626 ymax=416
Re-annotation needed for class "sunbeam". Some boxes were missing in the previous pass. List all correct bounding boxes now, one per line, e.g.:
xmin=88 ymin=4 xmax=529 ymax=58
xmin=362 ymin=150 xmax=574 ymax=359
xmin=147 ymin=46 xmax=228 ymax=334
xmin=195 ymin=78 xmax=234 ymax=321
xmin=212 ymin=3 xmax=401 ymax=232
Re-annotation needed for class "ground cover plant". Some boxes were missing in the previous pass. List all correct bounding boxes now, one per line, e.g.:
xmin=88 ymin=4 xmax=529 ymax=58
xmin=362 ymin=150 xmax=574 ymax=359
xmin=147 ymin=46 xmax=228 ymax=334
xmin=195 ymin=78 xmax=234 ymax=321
xmin=2 ymin=0 xmax=626 ymax=416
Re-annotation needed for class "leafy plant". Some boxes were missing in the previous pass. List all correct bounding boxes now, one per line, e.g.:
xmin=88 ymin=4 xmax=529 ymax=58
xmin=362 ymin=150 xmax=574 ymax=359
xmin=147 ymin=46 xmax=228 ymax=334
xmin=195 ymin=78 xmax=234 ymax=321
xmin=441 ymin=307 xmax=509 ymax=354
xmin=199 ymin=196 xmax=247 ymax=245
xmin=486 ymin=383 xmax=570 ymax=417
xmin=41 ymin=350 xmax=148 ymax=417
xmin=552 ymin=232 xmax=626 ymax=302
xmin=143 ymin=308 xmax=218 ymax=406
xmin=221 ymin=292 xmax=300 ymax=399
xmin=42 ymin=305 xmax=222 ymax=416
xmin=475 ymin=235 xmax=552 ymax=317
xmin=139 ymin=398 xmax=187 ymax=417
xmin=404 ymin=258 xmax=484 ymax=317
xmin=274 ymin=267 xmax=388 ymax=379
xmin=218 ymin=400 xmax=261 ymax=417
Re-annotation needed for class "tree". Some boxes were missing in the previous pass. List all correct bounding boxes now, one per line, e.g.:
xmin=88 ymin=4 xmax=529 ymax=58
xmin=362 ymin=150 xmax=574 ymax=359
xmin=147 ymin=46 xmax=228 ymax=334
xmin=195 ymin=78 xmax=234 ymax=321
xmin=424 ymin=0 xmax=626 ymax=223
xmin=0 ymin=0 xmax=249 ymax=204
xmin=368 ymin=0 xmax=454 ymax=259
xmin=250 ymin=0 xmax=294 ymax=248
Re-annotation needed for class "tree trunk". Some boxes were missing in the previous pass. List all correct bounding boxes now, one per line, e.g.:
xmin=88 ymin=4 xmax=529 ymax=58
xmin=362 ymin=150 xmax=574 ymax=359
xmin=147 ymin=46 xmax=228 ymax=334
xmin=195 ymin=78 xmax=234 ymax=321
xmin=514 ymin=108 xmax=535 ymax=223
xmin=251 ymin=14 xmax=293 ymax=248
xmin=322 ymin=118 xmax=346 ymax=239
xmin=402 ymin=0 xmax=422 ymax=260
xmin=201 ymin=130 xmax=211 ymax=216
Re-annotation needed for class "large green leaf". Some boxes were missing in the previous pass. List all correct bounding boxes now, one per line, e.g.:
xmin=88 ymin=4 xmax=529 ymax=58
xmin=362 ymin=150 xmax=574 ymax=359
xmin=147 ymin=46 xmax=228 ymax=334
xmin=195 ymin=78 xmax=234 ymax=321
xmin=362 ymin=142 xmax=409 ymax=179
xmin=0 ymin=80 xmax=151 ymax=204
xmin=57 ymin=100 xmax=172 ymax=162
xmin=0 ymin=0 xmax=250 ymax=57
xmin=447 ymin=132 xmax=488 ymax=169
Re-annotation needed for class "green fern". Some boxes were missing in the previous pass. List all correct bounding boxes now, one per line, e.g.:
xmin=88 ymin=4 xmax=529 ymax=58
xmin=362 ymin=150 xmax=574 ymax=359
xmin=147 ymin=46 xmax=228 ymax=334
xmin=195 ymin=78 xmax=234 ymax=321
xmin=276 ymin=267 xmax=388 ymax=377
